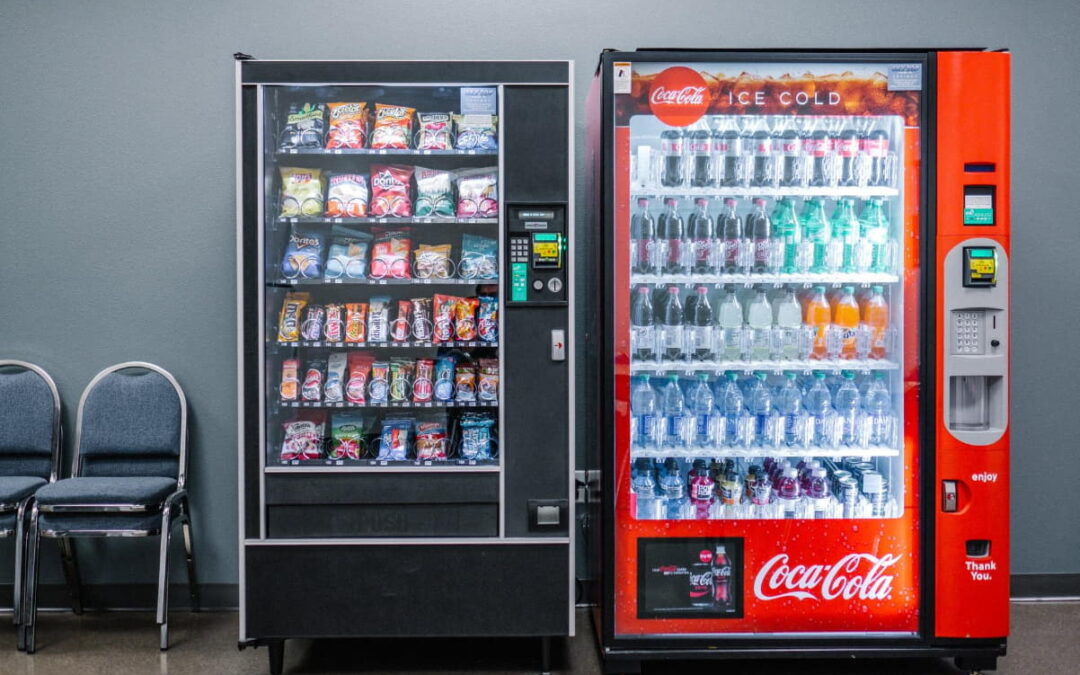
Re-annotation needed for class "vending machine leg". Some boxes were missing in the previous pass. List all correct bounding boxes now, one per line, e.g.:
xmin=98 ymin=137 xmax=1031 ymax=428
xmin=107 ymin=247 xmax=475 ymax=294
xmin=955 ymin=655 xmax=997 ymax=673
xmin=540 ymin=636 xmax=551 ymax=674
xmin=268 ymin=640 xmax=285 ymax=675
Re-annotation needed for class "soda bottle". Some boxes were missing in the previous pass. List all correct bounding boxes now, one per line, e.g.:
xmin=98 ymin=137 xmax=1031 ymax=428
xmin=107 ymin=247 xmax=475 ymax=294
xmin=719 ymin=472 xmax=743 ymax=515
xmin=631 ymin=286 xmax=657 ymax=361
xmin=658 ymin=457 xmax=687 ymax=519
xmin=688 ymin=286 xmax=714 ymax=361
xmin=750 ymin=122 xmax=774 ymax=187
xmin=688 ymin=128 xmax=713 ymax=188
xmin=632 ymin=458 xmax=659 ymax=519
xmin=746 ymin=371 xmax=773 ymax=446
xmin=688 ymin=459 xmax=716 ymax=520
xmin=772 ymin=197 xmax=801 ymax=274
xmin=660 ymin=129 xmax=685 ymax=187
xmin=834 ymin=371 xmax=862 ymax=446
xmin=746 ymin=198 xmax=772 ymax=273
xmin=688 ymin=550 xmax=714 ymax=605
xmin=745 ymin=288 xmax=772 ymax=360
xmin=711 ymin=545 xmax=733 ymax=608
xmin=773 ymin=288 xmax=802 ymax=360
xmin=863 ymin=285 xmax=889 ymax=359
xmin=865 ymin=372 xmax=894 ymax=446
xmin=803 ymin=286 xmax=831 ymax=359
xmin=716 ymin=286 xmax=743 ymax=361
xmin=808 ymin=466 xmax=833 ymax=519
xmin=687 ymin=198 xmax=715 ymax=274
xmin=720 ymin=122 xmax=744 ymax=187
xmin=776 ymin=372 xmax=805 ymax=447
xmin=865 ymin=127 xmax=890 ymax=186
xmin=631 ymin=197 xmax=657 ymax=274
xmin=833 ymin=286 xmax=860 ymax=359
xmin=718 ymin=198 xmax=743 ymax=273
xmin=779 ymin=120 xmax=801 ymax=187
xmin=829 ymin=198 xmax=860 ymax=273
xmin=776 ymin=466 xmax=802 ymax=519
xmin=660 ymin=286 xmax=685 ymax=361
xmin=660 ymin=373 xmax=688 ymax=448
xmin=800 ymin=197 xmax=830 ymax=273
xmin=659 ymin=198 xmax=686 ymax=274
xmin=858 ymin=198 xmax=891 ymax=273
xmin=717 ymin=371 xmax=746 ymax=446
xmin=687 ymin=373 xmax=715 ymax=447
xmin=805 ymin=371 xmax=834 ymax=446
xmin=709 ymin=126 xmax=726 ymax=187
xmin=837 ymin=127 xmax=860 ymax=186
xmin=809 ymin=125 xmax=831 ymax=187
xmin=631 ymin=374 xmax=659 ymax=448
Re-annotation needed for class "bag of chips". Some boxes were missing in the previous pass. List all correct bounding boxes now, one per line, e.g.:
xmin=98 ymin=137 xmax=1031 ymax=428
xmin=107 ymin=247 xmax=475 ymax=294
xmin=415 ymin=112 xmax=453 ymax=150
xmin=280 ymin=358 xmax=300 ymax=401
xmin=414 ymin=243 xmax=452 ymax=280
xmin=280 ymin=167 xmax=325 ymax=218
xmin=279 ymin=103 xmax=326 ymax=151
xmin=455 ymin=362 xmax=477 ymax=402
xmin=411 ymin=298 xmax=433 ymax=342
xmin=324 ymin=352 xmax=348 ymax=403
xmin=277 ymin=292 xmax=310 ymax=342
xmin=281 ymin=411 xmax=326 ymax=461
xmin=459 ymin=233 xmax=498 ymax=280
xmin=459 ymin=412 xmax=496 ymax=460
xmin=367 ymin=296 xmax=390 ymax=343
xmin=413 ymin=358 xmax=435 ymax=403
xmin=433 ymin=356 xmax=456 ymax=402
xmin=345 ymin=352 xmax=374 ymax=404
xmin=325 ymin=102 xmax=370 ymax=150
xmin=478 ymin=359 xmax=499 ymax=402
xmin=415 ymin=419 xmax=448 ymax=461
xmin=369 ymin=361 xmax=390 ymax=404
xmin=344 ymin=302 xmax=368 ymax=343
xmin=325 ymin=226 xmax=371 ymax=280
xmin=325 ymin=174 xmax=369 ymax=218
xmin=369 ymin=165 xmax=413 ymax=218
xmin=370 ymin=104 xmax=416 ymax=149
xmin=329 ymin=413 xmax=367 ymax=460
xmin=389 ymin=358 xmax=414 ymax=403
xmin=280 ymin=223 xmax=326 ymax=279
xmin=454 ymin=114 xmax=498 ymax=151
xmin=391 ymin=300 xmax=412 ymax=342
xmin=325 ymin=303 xmax=345 ymax=342
xmin=478 ymin=296 xmax=498 ymax=343
xmin=432 ymin=294 xmax=459 ymax=343
xmin=369 ymin=227 xmax=413 ymax=279
xmin=302 ymin=359 xmax=326 ymax=402
xmin=376 ymin=418 xmax=413 ymax=461
xmin=414 ymin=167 xmax=455 ymax=218
xmin=456 ymin=169 xmax=498 ymax=218
xmin=455 ymin=297 xmax=479 ymax=341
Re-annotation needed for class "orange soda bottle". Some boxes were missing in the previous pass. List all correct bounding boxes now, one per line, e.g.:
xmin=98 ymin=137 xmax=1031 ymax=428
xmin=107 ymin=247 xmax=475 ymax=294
xmin=833 ymin=286 xmax=860 ymax=359
xmin=863 ymin=285 xmax=889 ymax=359
xmin=803 ymin=285 xmax=831 ymax=359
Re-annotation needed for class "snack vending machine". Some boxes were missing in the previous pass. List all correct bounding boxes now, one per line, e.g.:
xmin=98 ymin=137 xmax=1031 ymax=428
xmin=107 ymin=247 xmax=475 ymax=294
xmin=588 ymin=50 xmax=1009 ymax=672
xmin=236 ymin=57 xmax=574 ymax=674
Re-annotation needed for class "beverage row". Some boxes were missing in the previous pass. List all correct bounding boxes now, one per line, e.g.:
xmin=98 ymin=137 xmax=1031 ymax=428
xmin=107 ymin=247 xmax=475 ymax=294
xmin=631 ymin=196 xmax=894 ymax=276
xmin=631 ymin=455 xmax=896 ymax=521
xmin=632 ymin=285 xmax=891 ymax=362
xmin=280 ymin=410 xmax=496 ymax=463
xmin=646 ymin=116 xmax=894 ymax=189
xmin=279 ymin=102 xmax=496 ymax=152
xmin=280 ymin=166 xmax=497 ymax=219
xmin=277 ymin=292 xmax=498 ymax=344
xmin=631 ymin=371 xmax=898 ymax=451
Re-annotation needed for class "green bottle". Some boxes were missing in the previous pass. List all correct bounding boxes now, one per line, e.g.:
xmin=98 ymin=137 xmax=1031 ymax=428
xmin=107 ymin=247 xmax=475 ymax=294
xmin=771 ymin=197 xmax=800 ymax=274
xmin=800 ymin=197 xmax=830 ymax=273
xmin=830 ymin=197 xmax=860 ymax=273
xmin=858 ymin=198 xmax=891 ymax=273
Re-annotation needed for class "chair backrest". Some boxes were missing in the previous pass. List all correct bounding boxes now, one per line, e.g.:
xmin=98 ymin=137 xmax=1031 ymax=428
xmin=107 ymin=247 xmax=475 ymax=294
xmin=0 ymin=360 xmax=61 ymax=480
xmin=74 ymin=362 xmax=187 ymax=487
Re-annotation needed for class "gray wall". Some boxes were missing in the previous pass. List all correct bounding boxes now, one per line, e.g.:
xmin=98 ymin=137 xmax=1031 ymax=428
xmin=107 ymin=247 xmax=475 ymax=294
xmin=0 ymin=0 xmax=1077 ymax=593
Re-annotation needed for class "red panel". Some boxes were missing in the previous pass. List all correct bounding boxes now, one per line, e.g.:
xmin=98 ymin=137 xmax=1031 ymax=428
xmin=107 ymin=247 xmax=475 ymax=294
xmin=934 ymin=51 xmax=1011 ymax=639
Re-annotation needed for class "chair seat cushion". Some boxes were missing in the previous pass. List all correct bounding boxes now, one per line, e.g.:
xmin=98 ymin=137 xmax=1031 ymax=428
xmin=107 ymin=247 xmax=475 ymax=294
xmin=0 ymin=476 xmax=47 ymax=507
xmin=38 ymin=511 xmax=166 ymax=535
xmin=36 ymin=476 xmax=176 ymax=509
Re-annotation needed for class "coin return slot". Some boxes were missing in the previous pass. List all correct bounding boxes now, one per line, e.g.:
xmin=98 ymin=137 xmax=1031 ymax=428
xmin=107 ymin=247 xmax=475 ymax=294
xmin=965 ymin=540 xmax=991 ymax=558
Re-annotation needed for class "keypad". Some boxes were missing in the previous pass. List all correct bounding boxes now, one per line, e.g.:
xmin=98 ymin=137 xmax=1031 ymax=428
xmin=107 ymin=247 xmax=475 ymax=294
xmin=510 ymin=237 xmax=530 ymax=263
xmin=953 ymin=310 xmax=984 ymax=354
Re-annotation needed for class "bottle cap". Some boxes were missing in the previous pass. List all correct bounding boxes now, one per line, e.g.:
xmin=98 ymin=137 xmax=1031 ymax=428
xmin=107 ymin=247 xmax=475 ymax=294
xmin=814 ymin=371 xmax=826 ymax=379
xmin=786 ymin=371 xmax=797 ymax=380
xmin=638 ymin=197 xmax=649 ymax=207
xmin=668 ymin=286 xmax=679 ymax=294
xmin=726 ymin=371 xmax=739 ymax=381
xmin=814 ymin=285 xmax=826 ymax=293
xmin=638 ymin=286 xmax=649 ymax=294
xmin=843 ymin=285 xmax=855 ymax=293
xmin=696 ymin=285 xmax=708 ymax=293
xmin=753 ymin=198 xmax=766 ymax=207
xmin=783 ymin=467 xmax=798 ymax=479
xmin=872 ymin=285 xmax=883 ymax=293
xmin=755 ymin=371 xmax=767 ymax=380
xmin=842 ymin=371 xmax=855 ymax=379
xmin=862 ymin=471 xmax=884 ymax=494
xmin=724 ymin=197 xmax=736 ymax=206
xmin=812 ymin=467 xmax=828 ymax=478
xmin=664 ymin=197 xmax=678 ymax=206
xmin=695 ymin=197 xmax=708 ymax=206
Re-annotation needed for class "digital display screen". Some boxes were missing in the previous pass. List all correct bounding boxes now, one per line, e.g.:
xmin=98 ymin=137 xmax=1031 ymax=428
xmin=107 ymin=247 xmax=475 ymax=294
xmin=969 ymin=248 xmax=994 ymax=258
xmin=531 ymin=233 xmax=562 ymax=268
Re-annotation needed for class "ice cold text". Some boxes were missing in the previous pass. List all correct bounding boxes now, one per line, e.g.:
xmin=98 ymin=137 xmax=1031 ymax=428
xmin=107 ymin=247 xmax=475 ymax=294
xmin=726 ymin=90 xmax=843 ymax=107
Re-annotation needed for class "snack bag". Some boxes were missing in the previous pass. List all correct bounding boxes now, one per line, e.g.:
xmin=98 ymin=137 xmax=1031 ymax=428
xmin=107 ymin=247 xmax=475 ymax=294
xmin=325 ymin=225 xmax=371 ymax=280
xmin=414 ymin=243 xmax=452 ymax=280
xmin=369 ymin=164 xmax=414 ymax=218
xmin=325 ymin=102 xmax=370 ymax=150
xmin=456 ymin=169 xmax=498 ymax=218
xmin=301 ymin=304 xmax=324 ymax=341
xmin=345 ymin=352 xmax=374 ymax=404
xmin=279 ymin=103 xmax=326 ymax=150
xmin=432 ymin=294 xmax=459 ymax=343
xmin=370 ymin=104 xmax=416 ymax=149
xmin=281 ymin=411 xmax=326 ymax=461
xmin=391 ymin=300 xmax=412 ymax=342
xmin=454 ymin=114 xmax=498 ymax=151
xmin=325 ymin=174 xmax=369 ymax=218
xmin=376 ymin=418 xmax=413 ymax=461
xmin=279 ymin=358 xmax=300 ymax=401
xmin=454 ymin=362 xmax=477 ymax=402
xmin=455 ymin=297 xmax=479 ymax=341
xmin=478 ymin=359 xmax=499 ymax=402
xmin=478 ymin=296 xmax=498 ymax=343
xmin=433 ymin=356 xmax=456 ymax=402
xmin=344 ymin=302 xmax=368 ymax=343
xmin=414 ymin=167 xmax=455 ymax=217
xmin=328 ymin=413 xmax=366 ymax=460
xmin=324 ymin=352 xmax=348 ymax=403
xmin=369 ymin=227 xmax=413 ymax=278
xmin=277 ymin=292 xmax=310 ymax=342
xmin=367 ymin=296 xmax=390 ymax=343
xmin=413 ymin=358 xmax=435 ymax=403
xmin=280 ymin=167 xmax=325 ymax=218
xmin=369 ymin=361 xmax=390 ymax=404
xmin=411 ymin=298 xmax=433 ymax=342
xmin=416 ymin=112 xmax=453 ymax=150
xmin=459 ymin=233 xmax=498 ymax=280
xmin=415 ymin=420 xmax=448 ymax=461
xmin=281 ymin=223 xmax=326 ymax=279
xmin=388 ymin=358 xmax=414 ymax=403
xmin=302 ymin=359 xmax=326 ymax=402
xmin=324 ymin=303 xmax=345 ymax=342
xmin=459 ymin=412 xmax=496 ymax=460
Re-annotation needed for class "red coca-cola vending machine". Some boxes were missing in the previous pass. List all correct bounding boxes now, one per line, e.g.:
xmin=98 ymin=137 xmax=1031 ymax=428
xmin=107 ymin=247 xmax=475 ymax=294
xmin=587 ymin=50 xmax=1009 ymax=673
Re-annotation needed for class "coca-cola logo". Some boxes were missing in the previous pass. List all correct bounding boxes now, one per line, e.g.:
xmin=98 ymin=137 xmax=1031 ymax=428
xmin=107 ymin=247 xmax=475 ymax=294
xmin=648 ymin=67 xmax=711 ymax=127
xmin=698 ymin=549 xmax=713 ymax=564
xmin=753 ymin=553 xmax=902 ymax=602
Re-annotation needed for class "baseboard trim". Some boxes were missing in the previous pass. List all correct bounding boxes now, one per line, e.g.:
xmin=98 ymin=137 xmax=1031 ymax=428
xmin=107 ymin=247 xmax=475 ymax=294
xmin=0 ymin=583 xmax=238 ymax=611
xmin=1011 ymin=574 xmax=1080 ymax=598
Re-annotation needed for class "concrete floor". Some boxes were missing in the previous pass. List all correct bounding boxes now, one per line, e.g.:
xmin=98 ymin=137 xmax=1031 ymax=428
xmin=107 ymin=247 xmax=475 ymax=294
xmin=0 ymin=602 xmax=1074 ymax=674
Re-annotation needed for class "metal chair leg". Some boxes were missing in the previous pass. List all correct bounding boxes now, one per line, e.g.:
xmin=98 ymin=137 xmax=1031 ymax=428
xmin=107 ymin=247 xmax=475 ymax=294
xmin=157 ymin=505 xmax=173 ymax=651
xmin=58 ymin=537 xmax=83 ymax=615
xmin=13 ymin=498 xmax=29 ymax=630
xmin=22 ymin=505 xmax=41 ymax=654
xmin=181 ymin=497 xmax=199 ymax=612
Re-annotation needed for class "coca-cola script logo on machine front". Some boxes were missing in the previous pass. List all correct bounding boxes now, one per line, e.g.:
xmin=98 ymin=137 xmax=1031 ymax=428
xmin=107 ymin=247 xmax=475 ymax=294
xmin=753 ymin=553 xmax=903 ymax=602
xmin=647 ymin=66 xmax=711 ymax=127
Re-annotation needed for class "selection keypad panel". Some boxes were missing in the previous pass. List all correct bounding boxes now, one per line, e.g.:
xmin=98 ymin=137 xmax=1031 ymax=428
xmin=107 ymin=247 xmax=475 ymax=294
xmin=952 ymin=310 xmax=985 ymax=355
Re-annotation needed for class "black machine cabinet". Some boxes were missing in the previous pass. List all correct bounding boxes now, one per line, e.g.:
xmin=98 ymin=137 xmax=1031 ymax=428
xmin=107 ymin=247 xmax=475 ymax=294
xmin=236 ymin=58 xmax=574 ymax=674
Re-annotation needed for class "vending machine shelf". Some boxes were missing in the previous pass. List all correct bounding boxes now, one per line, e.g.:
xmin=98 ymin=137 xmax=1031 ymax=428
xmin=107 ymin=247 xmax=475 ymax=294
xmin=271 ymin=340 xmax=497 ymax=349
xmin=277 ymin=216 xmax=498 ymax=225
xmin=631 ymin=186 xmax=900 ymax=200
xmin=266 ymin=462 xmax=499 ymax=473
xmin=630 ymin=272 xmax=900 ymax=286
xmin=277 ymin=148 xmax=498 ymax=158
xmin=629 ymin=358 xmax=900 ymax=373
xmin=629 ymin=446 xmax=901 ymax=460
xmin=277 ymin=400 xmax=497 ymax=409
xmin=272 ymin=277 xmax=497 ymax=287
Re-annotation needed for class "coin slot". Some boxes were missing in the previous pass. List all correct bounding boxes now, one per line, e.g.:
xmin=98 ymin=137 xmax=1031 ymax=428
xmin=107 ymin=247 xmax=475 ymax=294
xmin=965 ymin=540 xmax=991 ymax=558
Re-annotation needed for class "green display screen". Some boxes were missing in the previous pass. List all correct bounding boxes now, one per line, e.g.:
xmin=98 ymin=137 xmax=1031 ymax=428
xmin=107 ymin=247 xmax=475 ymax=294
xmin=969 ymin=248 xmax=994 ymax=258
xmin=533 ymin=233 xmax=558 ymax=242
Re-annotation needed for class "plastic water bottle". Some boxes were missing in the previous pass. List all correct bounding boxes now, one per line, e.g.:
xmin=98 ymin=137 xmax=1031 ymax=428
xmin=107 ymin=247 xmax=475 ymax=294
xmin=776 ymin=371 xmax=805 ymax=447
xmin=830 ymin=198 xmax=860 ymax=273
xmin=687 ymin=373 xmax=716 ymax=447
xmin=773 ymin=288 xmax=802 ymax=360
xmin=658 ymin=457 xmax=687 ymax=519
xmin=808 ymin=467 xmax=832 ymax=519
xmin=858 ymin=197 xmax=891 ymax=273
xmin=746 ymin=371 xmax=773 ymax=446
xmin=660 ymin=374 xmax=688 ymax=448
xmin=834 ymin=371 xmax=862 ymax=446
xmin=745 ymin=288 xmax=772 ymax=360
xmin=688 ymin=286 xmax=714 ymax=361
xmin=631 ymin=375 xmax=659 ymax=449
xmin=716 ymin=286 xmax=744 ymax=361
xmin=865 ymin=372 xmax=894 ymax=446
xmin=716 ymin=371 xmax=746 ymax=447
xmin=804 ymin=371 xmax=834 ymax=446
xmin=632 ymin=458 xmax=658 ymax=519
xmin=776 ymin=466 xmax=802 ymax=519
xmin=801 ymin=197 xmax=831 ymax=273
xmin=772 ymin=197 xmax=801 ymax=274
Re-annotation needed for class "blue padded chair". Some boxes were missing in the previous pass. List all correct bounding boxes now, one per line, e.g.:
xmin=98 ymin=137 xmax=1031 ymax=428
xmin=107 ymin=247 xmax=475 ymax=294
xmin=0 ymin=361 xmax=62 ymax=641
xmin=22 ymin=362 xmax=198 ymax=653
